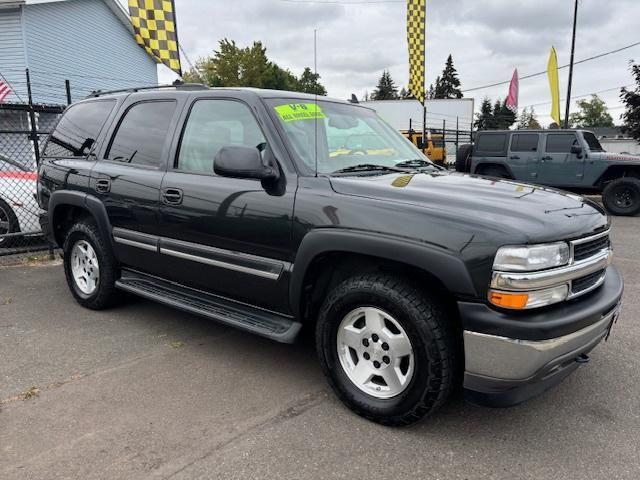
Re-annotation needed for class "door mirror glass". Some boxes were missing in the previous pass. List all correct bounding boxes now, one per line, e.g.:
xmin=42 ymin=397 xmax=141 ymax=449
xmin=213 ymin=145 xmax=279 ymax=181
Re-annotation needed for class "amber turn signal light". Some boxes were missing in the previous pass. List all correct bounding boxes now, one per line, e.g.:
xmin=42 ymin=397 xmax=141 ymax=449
xmin=488 ymin=291 xmax=529 ymax=310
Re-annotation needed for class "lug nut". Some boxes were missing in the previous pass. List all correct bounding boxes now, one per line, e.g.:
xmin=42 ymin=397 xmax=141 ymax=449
xmin=363 ymin=352 xmax=370 ymax=360
xmin=362 ymin=338 xmax=369 ymax=347
xmin=373 ymin=361 xmax=381 ymax=368
xmin=383 ymin=356 xmax=390 ymax=364
xmin=371 ymin=333 xmax=379 ymax=342
xmin=382 ymin=342 xmax=389 ymax=351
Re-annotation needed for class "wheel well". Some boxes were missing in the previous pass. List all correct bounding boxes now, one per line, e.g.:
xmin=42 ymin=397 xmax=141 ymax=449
xmin=596 ymin=165 xmax=640 ymax=188
xmin=474 ymin=163 xmax=511 ymax=177
xmin=299 ymin=252 xmax=459 ymax=326
xmin=51 ymin=204 xmax=93 ymax=247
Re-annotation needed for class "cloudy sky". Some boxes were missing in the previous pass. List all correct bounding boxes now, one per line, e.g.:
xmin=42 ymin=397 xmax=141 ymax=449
xmin=142 ymin=0 xmax=638 ymax=126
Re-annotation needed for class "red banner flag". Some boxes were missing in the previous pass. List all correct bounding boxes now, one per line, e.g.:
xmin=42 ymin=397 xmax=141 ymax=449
xmin=505 ymin=69 xmax=519 ymax=112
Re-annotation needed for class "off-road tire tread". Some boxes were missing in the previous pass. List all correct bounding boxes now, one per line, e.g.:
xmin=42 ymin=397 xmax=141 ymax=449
xmin=602 ymin=177 xmax=640 ymax=216
xmin=63 ymin=220 xmax=119 ymax=310
xmin=316 ymin=273 xmax=457 ymax=426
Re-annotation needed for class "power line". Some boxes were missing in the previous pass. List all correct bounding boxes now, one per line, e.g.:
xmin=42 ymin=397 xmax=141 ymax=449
xmin=462 ymin=40 xmax=640 ymax=93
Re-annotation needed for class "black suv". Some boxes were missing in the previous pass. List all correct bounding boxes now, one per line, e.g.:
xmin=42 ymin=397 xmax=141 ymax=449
xmin=38 ymin=86 xmax=623 ymax=425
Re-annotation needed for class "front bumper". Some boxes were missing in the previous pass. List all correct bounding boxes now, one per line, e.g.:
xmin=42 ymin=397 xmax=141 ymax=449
xmin=459 ymin=265 xmax=623 ymax=407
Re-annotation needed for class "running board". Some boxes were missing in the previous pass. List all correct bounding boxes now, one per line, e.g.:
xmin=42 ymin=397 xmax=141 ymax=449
xmin=115 ymin=270 xmax=302 ymax=343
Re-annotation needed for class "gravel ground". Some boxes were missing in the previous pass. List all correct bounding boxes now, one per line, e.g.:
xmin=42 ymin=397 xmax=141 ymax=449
xmin=1 ymin=216 xmax=638 ymax=480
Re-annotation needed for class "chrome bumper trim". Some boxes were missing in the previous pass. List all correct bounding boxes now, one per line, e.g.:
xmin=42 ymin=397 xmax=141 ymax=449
xmin=463 ymin=302 xmax=621 ymax=381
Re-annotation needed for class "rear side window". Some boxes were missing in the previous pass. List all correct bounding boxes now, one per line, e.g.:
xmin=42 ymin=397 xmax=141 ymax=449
xmin=546 ymin=134 xmax=578 ymax=153
xmin=105 ymin=101 xmax=177 ymax=167
xmin=511 ymin=134 xmax=539 ymax=152
xmin=44 ymin=100 xmax=115 ymax=158
xmin=476 ymin=133 xmax=507 ymax=156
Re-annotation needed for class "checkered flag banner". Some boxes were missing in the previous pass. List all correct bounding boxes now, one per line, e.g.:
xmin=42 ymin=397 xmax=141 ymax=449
xmin=407 ymin=0 xmax=426 ymax=104
xmin=128 ymin=0 xmax=182 ymax=76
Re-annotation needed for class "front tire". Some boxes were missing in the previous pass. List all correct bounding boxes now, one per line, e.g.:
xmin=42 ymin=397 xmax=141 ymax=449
xmin=63 ymin=220 xmax=119 ymax=310
xmin=602 ymin=177 xmax=640 ymax=216
xmin=316 ymin=274 xmax=458 ymax=426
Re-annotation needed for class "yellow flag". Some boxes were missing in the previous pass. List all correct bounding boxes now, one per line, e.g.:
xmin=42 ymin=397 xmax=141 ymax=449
xmin=547 ymin=47 xmax=561 ymax=126
xmin=128 ymin=0 xmax=182 ymax=76
xmin=407 ymin=0 xmax=426 ymax=104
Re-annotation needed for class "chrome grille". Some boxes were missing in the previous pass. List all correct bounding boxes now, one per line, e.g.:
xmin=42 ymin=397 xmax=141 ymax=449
xmin=573 ymin=234 xmax=610 ymax=262
xmin=571 ymin=269 xmax=606 ymax=296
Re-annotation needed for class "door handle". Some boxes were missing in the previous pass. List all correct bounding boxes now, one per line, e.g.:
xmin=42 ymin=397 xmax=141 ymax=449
xmin=162 ymin=188 xmax=183 ymax=205
xmin=95 ymin=179 xmax=111 ymax=193
xmin=541 ymin=156 xmax=552 ymax=161
xmin=509 ymin=155 xmax=520 ymax=160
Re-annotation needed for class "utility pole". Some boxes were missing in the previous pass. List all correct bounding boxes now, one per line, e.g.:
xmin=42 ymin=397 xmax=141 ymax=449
xmin=564 ymin=0 xmax=579 ymax=128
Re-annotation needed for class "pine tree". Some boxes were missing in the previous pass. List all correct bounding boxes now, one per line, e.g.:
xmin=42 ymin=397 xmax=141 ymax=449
xmin=474 ymin=98 xmax=494 ymax=130
xmin=371 ymin=70 xmax=399 ymax=100
xmin=516 ymin=107 xmax=542 ymax=130
xmin=621 ymin=62 xmax=640 ymax=141
xmin=494 ymin=99 xmax=517 ymax=129
xmin=433 ymin=55 xmax=463 ymax=99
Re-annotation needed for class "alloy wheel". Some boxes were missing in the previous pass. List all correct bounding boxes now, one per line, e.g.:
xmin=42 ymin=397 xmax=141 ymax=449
xmin=336 ymin=307 xmax=415 ymax=399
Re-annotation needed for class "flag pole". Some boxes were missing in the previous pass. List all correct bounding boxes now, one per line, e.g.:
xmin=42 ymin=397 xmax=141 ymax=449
xmin=421 ymin=0 xmax=427 ymax=148
xmin=564 ymin=0 xmax=578 ymax=128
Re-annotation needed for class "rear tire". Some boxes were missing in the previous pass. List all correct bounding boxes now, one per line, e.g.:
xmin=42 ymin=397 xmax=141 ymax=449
xmin=63 ymin=220 xmax=120 ymax=310
xmin=0 ymin=198 xmax=20 ymax=248
xmin=455 ymin=144 xmax=472 ymax=172
xmin=315 ymin=274 xmax=457 ymax=426
xmin=602 ymin=177 xmax=640 ymax=216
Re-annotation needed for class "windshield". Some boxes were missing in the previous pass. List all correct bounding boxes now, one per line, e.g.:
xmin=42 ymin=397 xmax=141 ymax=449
xmin=268 ymin=99 xmax=434 ymax=174
xmin=583 ymin=132 xmax=605 ymax=152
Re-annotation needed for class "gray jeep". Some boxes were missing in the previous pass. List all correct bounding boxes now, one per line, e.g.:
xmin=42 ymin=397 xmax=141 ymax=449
xmin=456 ymin=129 xmax=640 ymax=216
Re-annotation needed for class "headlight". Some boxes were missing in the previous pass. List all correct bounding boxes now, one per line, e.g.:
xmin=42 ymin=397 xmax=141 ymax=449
xmin=493 ymin=242 xmax=570 ymax=272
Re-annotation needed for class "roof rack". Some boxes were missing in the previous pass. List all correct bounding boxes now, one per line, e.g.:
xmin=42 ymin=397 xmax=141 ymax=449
xmin=87 ymin=81 xmax=209 ymax=98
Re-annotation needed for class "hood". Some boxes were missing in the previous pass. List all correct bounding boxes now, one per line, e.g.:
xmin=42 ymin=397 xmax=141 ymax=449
xmin=329 ymin=171 xmax=609 ymax=245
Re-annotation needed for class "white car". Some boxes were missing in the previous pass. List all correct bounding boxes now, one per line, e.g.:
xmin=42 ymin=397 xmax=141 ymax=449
xmin=0 ymin=157 xmax=41 ymax=248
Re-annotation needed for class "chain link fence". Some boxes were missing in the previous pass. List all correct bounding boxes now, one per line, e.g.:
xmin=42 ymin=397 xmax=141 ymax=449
xmin=0 ymin=101 xmax=64 ymax=266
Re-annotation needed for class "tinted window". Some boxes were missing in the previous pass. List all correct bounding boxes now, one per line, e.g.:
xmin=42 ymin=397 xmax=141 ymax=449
xmin=476 ymin=133 xmax=507 ymax=154
xmin=511 ymin=133 xmax=539 ymax=152
xmin=44 ymin=100 xmax=115 ymax=158
xmin=106 ymin=101 xmax=176 ymax=167
xmin=177 ymin=100 xmax=266 ymax=174
xmin=583 ymin=132 xmax=604 ymax=152
xmin=546 ymin=134 xmax=578 ymax=153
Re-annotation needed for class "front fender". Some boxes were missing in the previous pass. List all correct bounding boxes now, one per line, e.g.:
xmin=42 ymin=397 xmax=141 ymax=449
xmin=289 ymin=228 xmax=478 ymax=318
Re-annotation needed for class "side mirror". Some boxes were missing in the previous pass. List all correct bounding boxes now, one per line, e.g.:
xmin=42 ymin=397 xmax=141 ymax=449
xmin=571 ymin=145 xmax=583 ymax=157
xmin=214 ymin=145 xmax=279 ymax=181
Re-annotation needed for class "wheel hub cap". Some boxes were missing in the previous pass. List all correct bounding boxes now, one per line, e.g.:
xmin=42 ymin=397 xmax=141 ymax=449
xmin=337 ymin=307 xmax=415 ymax=399
xmin=70 ymin=240 xmax=100 ymax=295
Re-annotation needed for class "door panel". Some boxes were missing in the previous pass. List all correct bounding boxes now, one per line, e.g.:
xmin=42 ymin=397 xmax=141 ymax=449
xmin=538 ymin=133 xmax=585 ymax=186
xmin=158 ymin=98 xmax=296 ymax=313
xmin=91 ymin=98 xmax=181 ymax=276
xmin=508 ymin=133 xmax=540 ymax=182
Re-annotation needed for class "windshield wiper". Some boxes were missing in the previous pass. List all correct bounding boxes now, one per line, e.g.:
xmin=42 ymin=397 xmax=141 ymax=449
xmin=395 ymin=159 xmax=440 ymax=170
xmin=331 ymin=164 xmax=406 ymax=175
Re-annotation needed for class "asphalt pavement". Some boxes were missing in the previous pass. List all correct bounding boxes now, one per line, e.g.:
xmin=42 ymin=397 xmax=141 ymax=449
xmin=1 ymin=216 xmax=639 ymax=479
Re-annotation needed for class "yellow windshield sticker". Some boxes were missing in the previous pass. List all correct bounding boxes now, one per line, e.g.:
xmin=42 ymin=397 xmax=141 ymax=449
xmin=274 ymin=103 xmax=326 ymax=122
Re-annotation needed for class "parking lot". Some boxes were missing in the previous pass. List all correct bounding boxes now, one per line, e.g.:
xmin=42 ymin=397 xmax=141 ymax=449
xmin=0 ymin=216 xmax=638 ymax=480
